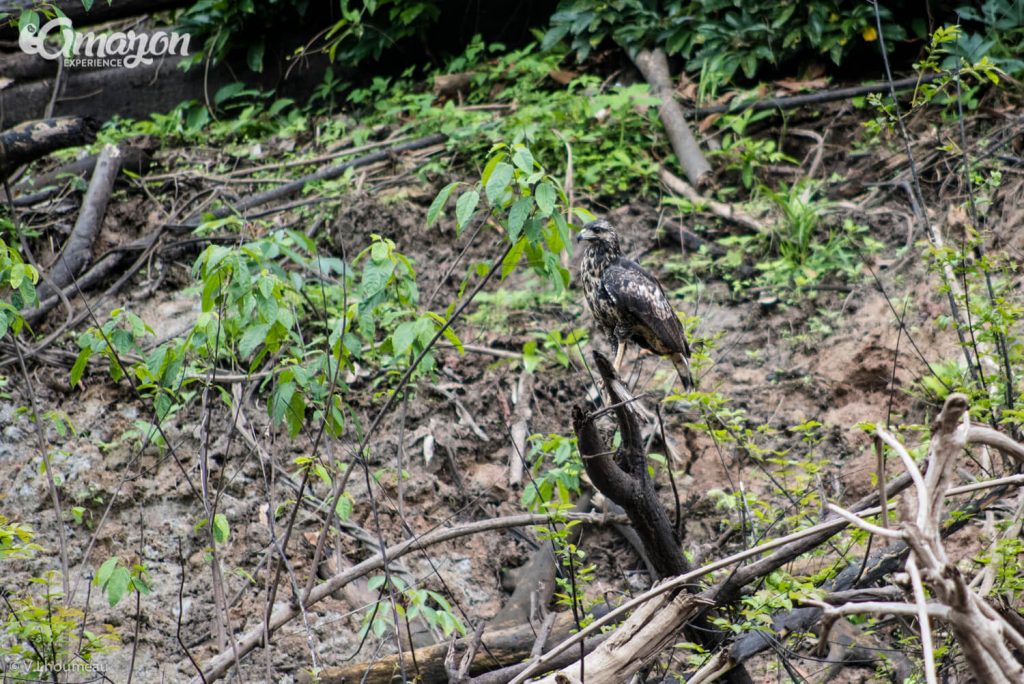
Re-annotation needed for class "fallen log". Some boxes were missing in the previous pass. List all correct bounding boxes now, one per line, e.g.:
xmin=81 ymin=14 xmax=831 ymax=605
xmin=19 ymin=225 xmax=154 ymax=327
xmin=528 ymin=588 xmax=710 ymax=684
xmin=0 ymin=50 xmax=57 ymax=83
xmin=37 ymin=143 xmax=122 ymax=300
xmin=687 ymin=73 xmax=944 ymax=117
xmin=631 ymin=48 xmax=711 ymax=188
xmin=300 ymin=611 xmax=584 ymax=684
xmin=0 ymin=50 xmax=329 ymax=128
xmin=0 ymin=116 xmax=99 ymax=174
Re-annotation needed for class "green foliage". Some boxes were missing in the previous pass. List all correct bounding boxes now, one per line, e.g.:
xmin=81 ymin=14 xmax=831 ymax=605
xmin=521 ymin=434 xmax=582 ymax=511
xmin=956 ymin=0 xmax=1024 ymax=75
xmin=71 ymin=308 xmax=153 ymax=387
xmin=98 ymin=87 xmax=302 ymax=146
xmin=864 ymin=25 xmax=1001 ymax=140
xmin=0 ymin=524 xmax=117 ymax=678
xmin=94 ymin=557 xmax=151 ymax=608
xmin=439 ymin=142 xmax=574 ymax=292
xmin=676 ymin=181 xmax=882 ymax=299
xmin=0 ymin=237 xmax=40 ymax=339
xmin=323 ymin=1 xmax=441 ymax=65
xmin=178 ymin=0 xmax=311 ymax=72
xmin=346 ymin=39 xmax=664 ymax=199
xmin=359 ymin=575 xmax=466 ymax=640
xmin=521 ymin=328 xmax=588 ymax=373
xmin=0 ymin=515 xmax=42 ymax=560
xmin=532 ymin=500 xmax=597 ymax=622
xmin=178 ymin=0 xmax=441 ymax=73
xmin=923 ymin=230 xmax=1024 ymax=434
xmin=67 ymin=140 xmax=571 ymax=500
xmin=976 ymin=531 xmax=1024 ymax=596
xmin=705 ymin=109 xmax=798 ymax=189
xmin=712 ymin=569 xmax=822 ymax=635
xmin=544 ymin=1 xmax=906 ymax=94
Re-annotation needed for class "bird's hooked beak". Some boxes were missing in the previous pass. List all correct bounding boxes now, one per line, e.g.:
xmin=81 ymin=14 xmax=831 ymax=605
xmin=575 ymin=224 xmax=599 ymax=243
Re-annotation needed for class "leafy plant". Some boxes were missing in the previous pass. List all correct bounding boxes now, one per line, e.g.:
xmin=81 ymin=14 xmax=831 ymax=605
xmin=521 ymin=328 xmax=588 ymax=373
xmin=0 ymin=522 xmax=118 ymax=678
xmin=521 ymin=433 xmax=582 ymax=511
xmin=544 ymin=1 xmax=908 ymax=94
xmin=923 ymin=230 xmax=1024 ymax=434
xmin=94 ymin=557 xmax=152 ymax=608
xmin=0 ymin=237 xmax=39 ymax=339
xmin=322 ymin=1 xmax=441 ymax=65
xmin=677 ymin=180 xmax=882 ymax=298
xmin=864 ymin=24 xmax=1001 ymax=141
xmin=956 ymin=0 xmax=1024 ymax=75
xmin=532 ymin=500 xmax=597 ymax=624
xmin=359 ymin=575 xmax=465 ymax=640
xmin=177 ymin=0 xmax=313 ymax=72
xmin=705 ymin=108 xmax=798 ymax=189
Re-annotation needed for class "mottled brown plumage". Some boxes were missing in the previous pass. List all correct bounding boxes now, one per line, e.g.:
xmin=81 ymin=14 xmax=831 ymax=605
xmin=576 ymin=218 xmax=693 ymax=388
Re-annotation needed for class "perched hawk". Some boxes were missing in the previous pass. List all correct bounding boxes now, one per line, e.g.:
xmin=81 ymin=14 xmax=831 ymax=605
xmin=576 ymin=218 xmax=694 ymax=389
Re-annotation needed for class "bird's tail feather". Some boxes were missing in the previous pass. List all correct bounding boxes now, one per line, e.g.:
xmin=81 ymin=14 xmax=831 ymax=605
xmin=672 ymin=354 xmax=694 ymax=391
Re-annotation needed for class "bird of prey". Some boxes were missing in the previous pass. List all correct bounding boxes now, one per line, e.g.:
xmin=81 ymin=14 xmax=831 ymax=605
xmin=576 ymin=218 xmax=694 ymax=389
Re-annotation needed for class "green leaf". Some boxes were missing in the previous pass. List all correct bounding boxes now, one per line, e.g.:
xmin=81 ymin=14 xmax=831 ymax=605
xmin=501 ymin=238 xmax=526 ymax=279
xmin=427 ymin=182 xmax=458 ymax=226
xmin=8 ymin=263 xmax=24 ymax=289
xmin=132 ymin=573 xmax=151 ymax=595
xmin=106 ymin=567 xmax=130 ymax=607
xmin=480 ymin=153 xmax=503 ymax=188
xmin=534 ymin=182 xmax=556 ymax=216
xmin=238 ymin=322 xmax=271 ymax=358
xmin=507 ymin=198 xmax=532 ymax=241
xmin=455 ymin=190 xmax=479 ymax=232
xmin=95 ymin=557 xmax=118 ymax=588
xmin=485 ymin=162 xmax=514 ymax=204
xmin=392 ymin=320 xmax=419 ymax=358
xmin=213 ymin=513 xmax=230 ymax=545
xmin=18 ymin=10 xmax=39 ymax=34
xmin=247 ymin=42 xmax=265 ymax=73
xmin=70 ymin=348 xmax=91 ymax=388
xmin=425 ymin=311 xmax=463 ymax=353
xmin=335 ymin=493 xmax=353 ymax=521
xmin=512 ymin=147 xmax=535 ymax=172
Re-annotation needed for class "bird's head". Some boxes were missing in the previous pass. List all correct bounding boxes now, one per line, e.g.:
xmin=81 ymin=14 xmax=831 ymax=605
xmin=575 ymin=218 xmax=621 ymax=253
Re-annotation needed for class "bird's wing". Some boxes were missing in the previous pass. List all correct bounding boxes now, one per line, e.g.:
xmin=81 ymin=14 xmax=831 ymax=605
xmin=602 ymin=258 xmax=690 ymax=356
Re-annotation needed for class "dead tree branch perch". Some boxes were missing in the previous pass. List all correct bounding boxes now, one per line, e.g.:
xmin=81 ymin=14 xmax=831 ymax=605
xmin=574 ymin=351 xmax=688 ymax=580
